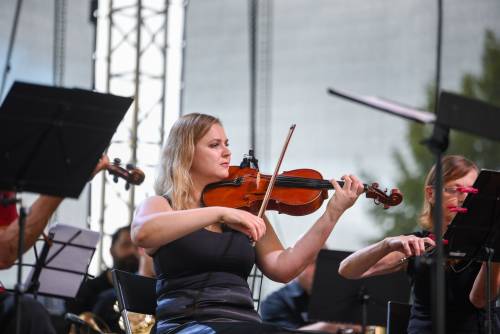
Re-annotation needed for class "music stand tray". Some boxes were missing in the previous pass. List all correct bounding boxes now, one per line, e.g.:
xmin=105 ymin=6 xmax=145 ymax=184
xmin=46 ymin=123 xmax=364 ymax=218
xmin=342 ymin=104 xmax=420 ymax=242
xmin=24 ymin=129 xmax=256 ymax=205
xmin=308 ymin=249 xmax=411 ymax=327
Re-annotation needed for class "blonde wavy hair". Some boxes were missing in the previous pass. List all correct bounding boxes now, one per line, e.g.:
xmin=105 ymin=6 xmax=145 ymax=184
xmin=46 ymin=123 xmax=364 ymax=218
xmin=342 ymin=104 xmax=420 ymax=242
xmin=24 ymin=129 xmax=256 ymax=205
xmin=419 ymin=155 xmax=478 ymax=230
xmin=154 ymin=113 xmax=221 ymax=210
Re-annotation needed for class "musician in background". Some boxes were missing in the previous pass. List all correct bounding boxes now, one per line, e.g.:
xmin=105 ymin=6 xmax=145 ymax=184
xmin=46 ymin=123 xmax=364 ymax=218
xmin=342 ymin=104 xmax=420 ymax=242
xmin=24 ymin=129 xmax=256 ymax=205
xmin=339 ymin=155 xmax=500 ymax=334
xmin=67 ymin=225 xmax=145 ymax=333
xmin=261 ymin=248 xmax=361 ymax=333
xmin=0 ymin=155 xmax=109 ymax=334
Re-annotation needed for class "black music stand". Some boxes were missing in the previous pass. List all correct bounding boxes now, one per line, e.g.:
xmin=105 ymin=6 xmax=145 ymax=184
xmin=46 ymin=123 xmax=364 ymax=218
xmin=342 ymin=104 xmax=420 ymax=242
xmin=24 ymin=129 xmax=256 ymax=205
xmin=328 ymin=87 xmax=500 ymax=334
xmin=386 ymin=301 xmax=411 ymax=334
xmin=0 ymin=81 xmax=132 ymax=334
xmin=443 ymin=169 xmax=500 ymax=332
xmin=444 ymin=169 xmax=500 ymax=261
xmin=308 ymin=250 xmax=411 ymax=332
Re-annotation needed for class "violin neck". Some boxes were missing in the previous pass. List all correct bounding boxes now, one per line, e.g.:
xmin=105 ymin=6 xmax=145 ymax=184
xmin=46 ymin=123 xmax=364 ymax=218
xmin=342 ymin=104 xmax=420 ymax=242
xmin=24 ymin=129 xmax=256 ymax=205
xmin=276 ymin=176 xmax=368 ymax=191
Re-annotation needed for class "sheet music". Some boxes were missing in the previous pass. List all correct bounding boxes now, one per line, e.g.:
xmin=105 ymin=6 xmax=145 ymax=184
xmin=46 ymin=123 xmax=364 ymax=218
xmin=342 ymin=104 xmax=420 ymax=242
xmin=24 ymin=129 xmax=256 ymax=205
xmin=50 ymin=223 xmax=100 ymax=247
xmin=328 ymin=87 xmax=437 ymax=124
xmin=24 ymin=224 xmax=100 ymax=298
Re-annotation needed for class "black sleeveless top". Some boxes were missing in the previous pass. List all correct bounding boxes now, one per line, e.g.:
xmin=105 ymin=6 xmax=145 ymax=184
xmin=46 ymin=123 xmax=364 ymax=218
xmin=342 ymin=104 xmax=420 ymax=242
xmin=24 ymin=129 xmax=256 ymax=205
xmin=153 ymin=201 xmax=260 ymax=328
xmin=406 ymin=230 xmax=498 ymax=334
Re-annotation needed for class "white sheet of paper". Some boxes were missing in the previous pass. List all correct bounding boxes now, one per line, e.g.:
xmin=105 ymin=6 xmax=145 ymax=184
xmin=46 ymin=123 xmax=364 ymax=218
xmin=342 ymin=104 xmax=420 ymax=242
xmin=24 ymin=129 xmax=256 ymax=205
xmin=24 ymin=224 xmax=100 ymax=298
xmin=328 ymin=87 xmax=436 ymax=124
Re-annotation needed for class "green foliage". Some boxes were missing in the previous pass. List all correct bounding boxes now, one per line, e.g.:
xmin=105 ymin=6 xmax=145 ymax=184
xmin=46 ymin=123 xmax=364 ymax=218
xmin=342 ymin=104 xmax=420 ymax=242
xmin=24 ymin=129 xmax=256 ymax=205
xmin=369 ymin=30 xmax=500 ymax=240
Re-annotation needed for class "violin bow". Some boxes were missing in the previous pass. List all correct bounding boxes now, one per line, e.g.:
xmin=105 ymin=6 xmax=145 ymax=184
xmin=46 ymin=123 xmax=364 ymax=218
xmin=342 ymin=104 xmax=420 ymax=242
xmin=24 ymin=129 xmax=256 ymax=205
xmin=257 ymin=124 xmax=296 ymax=218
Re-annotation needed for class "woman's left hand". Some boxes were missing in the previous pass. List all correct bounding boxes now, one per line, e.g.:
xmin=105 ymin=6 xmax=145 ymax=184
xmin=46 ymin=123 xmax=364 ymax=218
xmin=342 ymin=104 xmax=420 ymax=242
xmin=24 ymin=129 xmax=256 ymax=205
xmin=90 ymin=154 xmax=110 ymax=179
xmin=326 ymin=174 xmax=364 ymax=217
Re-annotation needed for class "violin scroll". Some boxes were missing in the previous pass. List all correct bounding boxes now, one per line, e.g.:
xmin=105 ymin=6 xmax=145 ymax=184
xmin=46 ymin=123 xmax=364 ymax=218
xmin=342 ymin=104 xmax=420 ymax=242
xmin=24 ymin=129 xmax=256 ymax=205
xmin=365 ymin=183 xmax=403 ymax=209
xmin=107 ymin=158 xmax=145 ymax=190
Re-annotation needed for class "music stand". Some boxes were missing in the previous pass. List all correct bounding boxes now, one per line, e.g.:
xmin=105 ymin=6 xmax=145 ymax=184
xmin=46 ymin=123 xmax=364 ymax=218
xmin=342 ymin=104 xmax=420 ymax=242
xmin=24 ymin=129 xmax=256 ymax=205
xmin=24 ymin=224 xmax=100 ymax=299
xmin=328 ymin=87 xmax=500 ymax=334
xmin=308 ymin=250 xmax=411 ymax=332
xmin=444 ymin=170 xmax=500 ymax=260
xmin=442 ymin=169 xmax=500 ymax=332
xmin=0 ymin=81 xmax=132 ymax=334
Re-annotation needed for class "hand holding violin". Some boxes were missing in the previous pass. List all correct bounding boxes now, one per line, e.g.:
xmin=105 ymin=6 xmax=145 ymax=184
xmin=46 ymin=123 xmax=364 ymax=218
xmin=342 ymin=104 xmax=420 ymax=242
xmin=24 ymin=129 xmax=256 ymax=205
xmin=91 ymin=156 xmax=145 ymax=189
xmin=90 ymin=154 xmax=110 ymax=179
xmin=384 ymin=235 xmax=435 ymax=257
xmin=326 ymin=174 xmax=365 ymax=219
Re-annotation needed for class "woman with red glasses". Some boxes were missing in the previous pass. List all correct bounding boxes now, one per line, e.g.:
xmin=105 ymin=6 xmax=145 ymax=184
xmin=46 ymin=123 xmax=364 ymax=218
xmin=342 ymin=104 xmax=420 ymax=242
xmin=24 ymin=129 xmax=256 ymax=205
xmin=339 ymin=155 xmax=500 ymax=334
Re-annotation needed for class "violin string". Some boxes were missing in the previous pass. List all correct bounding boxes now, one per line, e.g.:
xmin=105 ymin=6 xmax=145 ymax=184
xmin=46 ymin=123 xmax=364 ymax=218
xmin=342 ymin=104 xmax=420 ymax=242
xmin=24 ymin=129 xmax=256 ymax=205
xmin=226 ymin=173 xmax=399 ymax=207
xmin=243 ymin=174 xmax=333 ymax=189
xmin=240 ymin=174 xmax=393 ymax=203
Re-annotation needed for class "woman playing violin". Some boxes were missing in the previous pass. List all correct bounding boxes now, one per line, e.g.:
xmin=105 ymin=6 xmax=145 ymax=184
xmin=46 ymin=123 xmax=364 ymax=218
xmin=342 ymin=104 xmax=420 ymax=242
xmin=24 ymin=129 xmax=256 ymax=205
xmin=131 ymin=113 xmax=364 ymax=334
xmin=339 ymin=155 xmax=500 ymax=334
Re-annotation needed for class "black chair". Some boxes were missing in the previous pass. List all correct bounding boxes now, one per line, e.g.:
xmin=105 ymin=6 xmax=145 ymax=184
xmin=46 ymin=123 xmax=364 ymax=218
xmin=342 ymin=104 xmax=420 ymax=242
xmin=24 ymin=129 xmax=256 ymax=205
xmin=111 ymin=269 xmax=157 ymax=334
xmin=386 ymin=301 xmax=411 ymax=334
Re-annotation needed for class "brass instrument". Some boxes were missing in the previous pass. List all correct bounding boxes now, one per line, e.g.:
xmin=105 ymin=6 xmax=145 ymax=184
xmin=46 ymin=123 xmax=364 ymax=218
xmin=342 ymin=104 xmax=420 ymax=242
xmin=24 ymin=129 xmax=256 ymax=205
xmin=70 ymin=302 xmax=155 ymax=334
xmin=114 ymin=301 xmax=155 ymax=334
xmin=68 ymin=312 xmax=110 ymax=334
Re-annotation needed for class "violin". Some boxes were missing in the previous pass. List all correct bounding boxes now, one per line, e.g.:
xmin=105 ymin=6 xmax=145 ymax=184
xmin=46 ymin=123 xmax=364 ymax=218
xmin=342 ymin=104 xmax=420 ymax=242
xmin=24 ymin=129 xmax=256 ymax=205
xmin=37 ymin=157 xmax=145 ymax=246
xmin=399 ymin=233 xmax=469 ymax=272
xmin=106 ymin=158 xmax=145 ymax=190
xmin=202 ymin=165 xmax=403 ymax=216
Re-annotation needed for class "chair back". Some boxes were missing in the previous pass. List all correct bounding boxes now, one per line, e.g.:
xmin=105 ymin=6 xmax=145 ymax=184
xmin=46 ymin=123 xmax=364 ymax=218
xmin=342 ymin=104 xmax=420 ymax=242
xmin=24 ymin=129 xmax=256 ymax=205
xmin=386 ymin=301 xmax=411 ymax=334
xmin=112 ymin=269 xmax=156 ymax=314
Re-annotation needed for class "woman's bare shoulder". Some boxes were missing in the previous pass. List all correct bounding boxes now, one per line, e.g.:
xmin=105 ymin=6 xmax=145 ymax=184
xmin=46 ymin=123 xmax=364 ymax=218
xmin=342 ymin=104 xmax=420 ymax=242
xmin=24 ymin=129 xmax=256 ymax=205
xmin=136 ymin=195 xmax=172 ymax=214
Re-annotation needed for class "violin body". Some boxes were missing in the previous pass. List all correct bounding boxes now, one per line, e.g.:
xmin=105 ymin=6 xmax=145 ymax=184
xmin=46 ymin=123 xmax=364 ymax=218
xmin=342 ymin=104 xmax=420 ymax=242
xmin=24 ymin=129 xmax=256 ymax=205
xmin=202 ymin=166 xmax=329 ymax=216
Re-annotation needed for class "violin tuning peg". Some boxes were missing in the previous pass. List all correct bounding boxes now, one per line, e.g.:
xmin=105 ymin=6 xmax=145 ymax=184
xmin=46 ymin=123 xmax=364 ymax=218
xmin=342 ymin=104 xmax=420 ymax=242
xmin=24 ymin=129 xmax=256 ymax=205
xmin=125 ymin=183 xmax=130 ymax=190
xmin=126 ymin=163 xmax=134 ymax=170
xmin=113 ymin=158 xmax=121 ymax=164
xmin=113 ymin=175 xmax=118 ymax=183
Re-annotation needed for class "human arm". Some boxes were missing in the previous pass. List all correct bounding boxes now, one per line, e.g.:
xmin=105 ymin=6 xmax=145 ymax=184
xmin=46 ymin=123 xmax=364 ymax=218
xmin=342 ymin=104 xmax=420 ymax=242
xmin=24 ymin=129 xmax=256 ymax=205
xmin=0 ymin=155 xmax=109 ymax=269
xmin=255 ymin=175 xmax=364 ymax=283
xmin=131 ymin=196 xmax=266 ymax=253
xmin=299 ymin=322 xmax=362 ymax=333
xmin=469 ymin=262 xmax=500 ymax=309
xmin=138 ymin=247 xmax=155 ymax=277
xmin=260 ymin=283 xmax=361 ymax=333
xmin=0 ymin=195 xmax=64 ymax=269
xmin=338 ymin=234 xmax=435 ymax=279
xmin=260 ymin=287 xmax=305 ymax=329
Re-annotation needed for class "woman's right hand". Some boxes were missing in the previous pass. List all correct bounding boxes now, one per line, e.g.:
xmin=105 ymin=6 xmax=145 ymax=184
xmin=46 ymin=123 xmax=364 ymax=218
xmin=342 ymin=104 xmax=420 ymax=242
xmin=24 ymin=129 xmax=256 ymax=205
xmin=383 ymin=235 xmax=435 ymax=257
xmin=220 ymin=207 xmax=266 ymax=241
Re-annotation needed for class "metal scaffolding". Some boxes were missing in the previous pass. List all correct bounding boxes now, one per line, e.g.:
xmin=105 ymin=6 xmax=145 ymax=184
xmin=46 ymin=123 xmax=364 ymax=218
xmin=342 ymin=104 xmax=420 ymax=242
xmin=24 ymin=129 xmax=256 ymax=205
xmin=94 ymin=0 xmax=170 ymax=271
xmin=93 ymin=2 xmax=272 ymax=309
xmin=247 ymin=0 xmax=274 ymax=311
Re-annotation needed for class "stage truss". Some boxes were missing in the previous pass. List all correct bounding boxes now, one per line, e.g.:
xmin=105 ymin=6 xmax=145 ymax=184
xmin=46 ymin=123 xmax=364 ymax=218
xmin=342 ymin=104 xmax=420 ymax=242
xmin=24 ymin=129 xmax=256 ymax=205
xmin=93 ymin=0 xmax=170 ymax=271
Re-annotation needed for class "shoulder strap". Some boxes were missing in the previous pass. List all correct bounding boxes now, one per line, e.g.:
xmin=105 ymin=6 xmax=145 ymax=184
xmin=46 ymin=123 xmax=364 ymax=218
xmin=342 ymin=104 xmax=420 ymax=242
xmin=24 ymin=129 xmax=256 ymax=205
xmin=162 ymin=194 xmax=172 ymax=206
